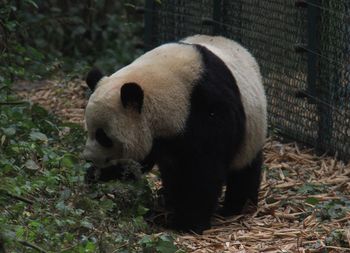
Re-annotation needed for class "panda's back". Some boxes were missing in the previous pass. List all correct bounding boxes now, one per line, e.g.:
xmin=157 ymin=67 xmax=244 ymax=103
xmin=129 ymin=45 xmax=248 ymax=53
xmin=108 ymin=35 xmax=266 ymax=169
xmin=182 ymin=35 xmax=267 ymax=169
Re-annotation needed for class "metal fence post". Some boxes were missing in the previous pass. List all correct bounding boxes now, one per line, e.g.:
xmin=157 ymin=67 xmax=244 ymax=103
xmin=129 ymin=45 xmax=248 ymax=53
xmin=144 ymin=0 xmax=155 ymax=51
xmin=307 ymin=0 xmax=334 ymax=152
xmin=306 ymin=0 xmax=319 ymax=99
xmin=317 ymin=0 xmax=344 ymax=153
xmin=296 ymin=0 xmax=333 ymax=152
xmin=213 ymin=0 xmax=223 ymax=35
xmin=307 ymin=0 xmax=332 ymax=151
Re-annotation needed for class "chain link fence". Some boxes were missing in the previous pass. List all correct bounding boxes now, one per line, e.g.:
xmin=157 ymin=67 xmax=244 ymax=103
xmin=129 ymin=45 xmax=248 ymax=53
xmin=143 ymin=0 xmax=350 ymax=160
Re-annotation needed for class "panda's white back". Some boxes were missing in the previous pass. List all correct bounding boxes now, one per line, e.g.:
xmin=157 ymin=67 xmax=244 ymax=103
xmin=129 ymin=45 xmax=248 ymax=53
xmin=97 ymin=43 xmax=204 ymax=138
xmin=182 ymin=35 xmax=267 ymax=169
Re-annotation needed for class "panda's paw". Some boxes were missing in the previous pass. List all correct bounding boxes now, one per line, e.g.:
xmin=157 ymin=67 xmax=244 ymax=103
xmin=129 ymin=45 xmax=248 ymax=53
xmin=156 ymin=187 xmax=175 ymax=210
xmin=170 ymin=217 xmax=211 ymax=235
xmin=174 ymin=223 xmax=210 ymax=235
xmin=216 ymin=206 xmax=242 ymax=217
xmin=217 ymin=200 xmax=257 ymax=217
xmin=190 ymin=223 xmax=211 ymax=235
xmin=84 ymin=163 xmax=141 ymax=184
xmin=84 ymin=166 xmax=100 ymax=184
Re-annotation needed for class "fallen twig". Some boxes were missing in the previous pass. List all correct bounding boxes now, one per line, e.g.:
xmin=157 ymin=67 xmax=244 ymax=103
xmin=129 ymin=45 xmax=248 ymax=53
xmin=2 ymin=191 xmax=34 ymax=205
xmin=18 ymin=240 xmax=48 ymax=253
xmin=0 ymin=101 xmax=28 ymax=105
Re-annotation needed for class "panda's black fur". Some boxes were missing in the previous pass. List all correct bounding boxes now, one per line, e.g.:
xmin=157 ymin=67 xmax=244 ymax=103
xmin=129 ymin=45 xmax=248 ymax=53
xmin=86 ymin=67 xmax=104 ymax=91
xmin=83 ymin=35 xmax=266 ymax=234
xmin=151 ymin=45 xmax=244 ymax=230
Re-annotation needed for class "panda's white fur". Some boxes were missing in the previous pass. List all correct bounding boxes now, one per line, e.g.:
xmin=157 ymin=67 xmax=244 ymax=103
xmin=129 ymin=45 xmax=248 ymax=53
xmin=84 ymin=35 xmax=268 ymax=232
xmin=84 ymin=35 xmax=266 ymax=170
xmin=84 ymin=43 xmax=203 ymax=165
xmin=182 ymin=35 xmax=267 ymax=169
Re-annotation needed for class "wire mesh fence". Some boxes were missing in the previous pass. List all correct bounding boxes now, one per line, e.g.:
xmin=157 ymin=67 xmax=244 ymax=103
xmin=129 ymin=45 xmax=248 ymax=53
xmin=144 ymin=0 xmax=350 ymax=160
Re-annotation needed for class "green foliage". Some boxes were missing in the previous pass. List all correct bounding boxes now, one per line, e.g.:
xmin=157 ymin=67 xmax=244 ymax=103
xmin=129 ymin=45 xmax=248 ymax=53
xmin=0 ymin=0 xmax=144 ymax=82
xmin=0 ymin=89 xmax=181 ymax=252
xmin=297 ymin=183 xmax=327 ymax=195
xmin=140 ymin=234 xmax=185 ymax=253
xmin=315 ymin=198 xmax=350 ymax=221
xmin=325 ymin=229 xmax=349 ymax=248
xmin=307 ymin=229 xmax=349 ymax=251
xmin=304 ymin=197 xmax=319 ymax=205
xmin=0 ymin=1 xmax=184 ymax=251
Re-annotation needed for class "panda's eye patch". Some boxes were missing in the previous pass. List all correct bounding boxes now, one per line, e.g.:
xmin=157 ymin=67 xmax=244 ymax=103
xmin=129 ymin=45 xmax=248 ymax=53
xmin=95 ymin=128 xmax=113 ymax=148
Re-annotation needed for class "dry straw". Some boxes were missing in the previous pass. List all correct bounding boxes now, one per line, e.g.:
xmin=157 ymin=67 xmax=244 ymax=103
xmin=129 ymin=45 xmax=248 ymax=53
xmin=17 ymin=80 xmax=350 ymax=253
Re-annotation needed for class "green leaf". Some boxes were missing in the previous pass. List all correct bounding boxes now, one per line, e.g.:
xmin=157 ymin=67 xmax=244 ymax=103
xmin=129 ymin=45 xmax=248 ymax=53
xmin=2 ymin=127 xmax=16 ymax=136
xmin=60 ymin=188 xmax=71 ymax=200
xmin=305 ymin=197 xmax=319 ymax=205
xmin=100 ymin=199 xmax=116 ymax=211
xmin=30 ymin=132 xmax=48 ymax=142
xmin=80 ymin=220 xmax=94 ymax=229
xmin=15 ymin=226 xmax=25 ymax=238
xmin=55 ymin=201 xmax=70 ymax=214
xmin=25 ymin=0 xmax=38 ymax=8
xmin=139 ymin=235 xmax=154 ymax=247
xmin=1 ymin=135 xmax=6 ymax=145
xmin=24 ymin=159 xmax=39 ymax=170
xmin=298 ymin=183 xmax=325 ymax=195
xmin=156 ymin=235 xmax=178 ymax=253
xmin=137 ymin=205 xmax=149 ymax=216
xmin=159 ymin=234 xmax=172 ymax=242
xmin=83 ymin=241 xmax=97 ymax=252
xmin=60 ymin=155 xmax=75 ymax=169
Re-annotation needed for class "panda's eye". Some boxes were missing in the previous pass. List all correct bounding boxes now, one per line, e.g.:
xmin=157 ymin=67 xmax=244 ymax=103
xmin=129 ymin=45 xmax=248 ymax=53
xmin=95 ymin=128 xmax=113 ymax=148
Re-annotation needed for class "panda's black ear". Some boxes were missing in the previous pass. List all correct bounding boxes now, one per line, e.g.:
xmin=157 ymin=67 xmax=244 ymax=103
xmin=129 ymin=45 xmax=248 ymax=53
xmin=120 ymin=82 xmax=144 ymax=113
xmin=86 ymin=67 xmax=103 ymax=91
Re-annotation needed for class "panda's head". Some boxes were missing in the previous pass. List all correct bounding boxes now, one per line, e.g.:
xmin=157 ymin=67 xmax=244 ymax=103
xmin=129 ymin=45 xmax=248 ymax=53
xmin=83 ymin=68 xmax=153 ymax=168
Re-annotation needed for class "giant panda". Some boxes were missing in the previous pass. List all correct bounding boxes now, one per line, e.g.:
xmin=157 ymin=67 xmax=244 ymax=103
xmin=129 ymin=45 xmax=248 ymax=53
xmin=83 ymin=35 xmax=267 ymax=233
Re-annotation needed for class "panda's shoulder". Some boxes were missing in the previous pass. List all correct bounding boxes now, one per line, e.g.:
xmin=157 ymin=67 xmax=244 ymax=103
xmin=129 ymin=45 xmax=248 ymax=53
xmin=135 ymin=42 xmax=202 ymax=65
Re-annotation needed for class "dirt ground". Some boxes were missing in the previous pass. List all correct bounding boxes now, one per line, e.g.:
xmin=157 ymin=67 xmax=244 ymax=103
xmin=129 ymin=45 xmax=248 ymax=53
xmin=15 ymin=79 xmax=350 ymax=253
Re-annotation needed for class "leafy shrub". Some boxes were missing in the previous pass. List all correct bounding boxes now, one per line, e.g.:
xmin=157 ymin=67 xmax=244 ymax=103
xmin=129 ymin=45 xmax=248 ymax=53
xmin=0 ymin=1 xmax=184 ymax=251
xmin=0 ymin=86 xmax=182 ymax=252
xmin=0 ymin=0 xmax=144 ymax=82
xmin=140 ymin=234 xmax=185 ymax=253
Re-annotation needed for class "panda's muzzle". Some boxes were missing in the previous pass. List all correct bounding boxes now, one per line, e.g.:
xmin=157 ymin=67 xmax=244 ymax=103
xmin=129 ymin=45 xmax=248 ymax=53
xmin=83 ymin=148 xmax=105 ymax=167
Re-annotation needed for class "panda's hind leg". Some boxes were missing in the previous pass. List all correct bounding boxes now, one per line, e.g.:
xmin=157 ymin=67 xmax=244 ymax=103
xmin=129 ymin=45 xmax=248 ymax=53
xmin=219 ymin=151 xmax=263 ymax=217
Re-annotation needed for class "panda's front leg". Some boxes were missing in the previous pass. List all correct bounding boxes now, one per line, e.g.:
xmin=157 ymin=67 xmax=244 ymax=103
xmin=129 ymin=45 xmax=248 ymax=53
xmin=159 ymin=159 xmax=225 ymax=234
